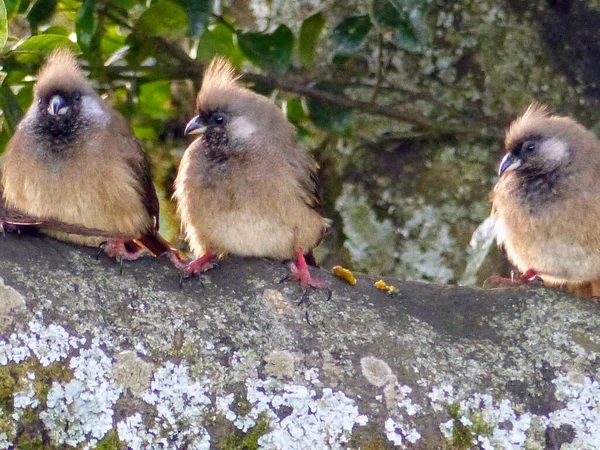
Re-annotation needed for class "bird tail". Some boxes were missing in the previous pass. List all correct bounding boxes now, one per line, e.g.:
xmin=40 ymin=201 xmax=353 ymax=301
xmin=134 ymin=232 xmax=187 ymax=260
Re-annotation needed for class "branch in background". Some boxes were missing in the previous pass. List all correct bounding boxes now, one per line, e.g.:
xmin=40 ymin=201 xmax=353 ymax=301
xmin=97 ymin=8 xmax=497 ymax=138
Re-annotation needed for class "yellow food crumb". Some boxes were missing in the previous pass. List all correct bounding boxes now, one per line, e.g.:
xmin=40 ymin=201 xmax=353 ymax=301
xmin=375 ymin=279 xmax=398 ymax=294
xmin=332 ymin=266 xmax=357 ymax=285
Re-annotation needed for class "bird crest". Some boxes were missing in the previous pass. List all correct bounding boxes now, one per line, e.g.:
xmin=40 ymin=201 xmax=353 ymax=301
xmin=196 ymin=57 xmax=242 ymax=113
xmin=201 ymin=57 xmax=240 ymax=92
xmin=505 ymin=102 xmax=551 ymax=149
xmin=35 ymin=47 xmax=91 ymax=97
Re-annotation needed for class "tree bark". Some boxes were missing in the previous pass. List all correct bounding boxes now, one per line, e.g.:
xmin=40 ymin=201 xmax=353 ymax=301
xmin=0 ymin=232 xmax=598 ymax=449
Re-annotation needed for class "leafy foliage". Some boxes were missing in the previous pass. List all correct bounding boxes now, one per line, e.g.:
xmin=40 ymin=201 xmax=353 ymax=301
xmin=0 ymin=0 xmax=436 ymax=147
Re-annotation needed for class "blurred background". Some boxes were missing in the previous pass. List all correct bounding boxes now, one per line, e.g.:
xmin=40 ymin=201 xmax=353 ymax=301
xmin=0 ymin=0 xmax=595 ymax=286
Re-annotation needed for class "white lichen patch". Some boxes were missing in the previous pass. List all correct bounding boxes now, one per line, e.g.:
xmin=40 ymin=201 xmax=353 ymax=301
xmin=0 ymin=433 xmax=10 ymax=450
xmin=117 ymin=361 xmax=211 ymax=449
xmin=40 ymin=346 xmax=122 ymax=449
xmin=360 ymin=356 xmax=395 ymax=387
xmin=437 ymin=393 xmax=532 ymax=449
xmin=382 ymin=382 xmax=422 ymax=447
xmin=0 ymin=320 xmax=82 ymax=366
xmin=219 ymin=374 xmax=368 ymax=449
xmin=11 ymin=372 xmax=39 ymax=421
xmin=548 ymin=371 xmax=600 ymax=448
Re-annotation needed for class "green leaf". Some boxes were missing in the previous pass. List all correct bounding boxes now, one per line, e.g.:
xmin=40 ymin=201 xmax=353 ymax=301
xmin=330 ymin=15 xmax=372 ymax=56
xmin=26 ymin=0 xmax=57 ymax=31
xmin=4 ymin=0 xmax=18 ymax=20
xmin=10 ymin=34 xmax=79 ymax=64
xmin=371 ymin=0 xmax=429 ymax=52
xmin=76 ymin=0 xmax=98 ymax=53
xmin=0 ymin=84 xmax=23 ymax=137
xmin=0 ymin=0 xmax=7 ymax=52
xmin=138 ymin=80 xmax=175 ymax=120
xmin=135 ymin=1 xmax=188 ymax=39
xmin=238 ymin=25 xmax=294 ymax=73
xmin=175 ymin=0 xmax=213 ymax=37
xmin=15 ymin=81 xmax=33 ymax=111
xmin=195 ymin=23 xmax=245 ymax=66
xmin=299 ymin=12 xmax=325 ymax=68
xmin=42 ymin=25 xmax=69 ymax=36
xmin=305 ymin=82 xmax=354 ymax=136
xmin=391 ymin=23 xmax=420 ymax=52
xmin=283 ymin=97 xmax=308 ymax=125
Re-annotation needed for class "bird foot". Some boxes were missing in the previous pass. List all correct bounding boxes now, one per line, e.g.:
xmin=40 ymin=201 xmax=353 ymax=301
xmin=485 ymin=269 xmax=543 ymax=287
xmin=101 ymin=239 xmax=149 ymax=261
xmin=169 ymin=252 xmax=215 ymax=276
xmin=288 ymin=260 xmax=326 ymax=289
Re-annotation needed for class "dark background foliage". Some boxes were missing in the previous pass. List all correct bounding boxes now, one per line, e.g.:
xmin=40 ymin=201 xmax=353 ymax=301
xmin=0 ymin=0 xmax=597 ymax=285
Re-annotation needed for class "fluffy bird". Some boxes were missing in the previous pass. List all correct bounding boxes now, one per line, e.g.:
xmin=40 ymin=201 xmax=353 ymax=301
xmin=492 ymin=103 xmax=600 ymax=296
xmin=173 ymin=58 xmax=330 ymax=288
xmin=1 ymin=48 xmax=173 ymax=259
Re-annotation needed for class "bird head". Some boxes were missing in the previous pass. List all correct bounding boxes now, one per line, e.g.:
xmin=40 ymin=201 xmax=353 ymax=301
xmin=500 ymin=104 xmax=579 ymax=178
xmin=184 ymin=58 xmax=295 ymax=156
xmin=32 ymin=48 xmax=105 ymax=140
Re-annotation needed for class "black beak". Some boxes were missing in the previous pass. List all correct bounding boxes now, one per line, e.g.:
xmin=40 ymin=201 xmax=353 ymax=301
xmin=184 ymin=115 xmax=208 ymax=136
xmin=498 ymin=153 xmax=522 ymax=176
xmin=48 ymin=94 xmax=68 ymax=116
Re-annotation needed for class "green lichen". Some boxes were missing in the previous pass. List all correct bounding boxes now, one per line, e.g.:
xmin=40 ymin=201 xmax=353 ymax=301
xmin=217 ymin=414 xmax=271 ymax=450
xmin=448 ymin=403 xmax=473 ymax=449
xmin=446 ymin=402 xmax=494 ymax=449
xmin=363 ymin=436 xmax=388 ymax=450
xmin=95 ymin=430 xmax=122 ymax=450
xmin=0 ymin=359 xmax=74 ymax=447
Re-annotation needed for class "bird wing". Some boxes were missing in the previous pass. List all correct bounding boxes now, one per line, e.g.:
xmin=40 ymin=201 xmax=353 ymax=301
xmin=113 ymin=113 xmax=161 ymax=232
xmin=296 ymin=154 xmax=324 ymax=212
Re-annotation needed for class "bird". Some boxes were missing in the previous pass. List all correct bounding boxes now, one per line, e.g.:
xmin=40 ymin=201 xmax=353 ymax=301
xmin=491 ymin=103 xmax=600 ymax=296
xmin=173 ymin=57 xmax=331 ymax=289
xmin=1 ymin=48 xmax=174 ymax=261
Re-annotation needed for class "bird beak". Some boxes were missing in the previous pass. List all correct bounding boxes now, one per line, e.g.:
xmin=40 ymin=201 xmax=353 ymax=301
xmin=184 ymin=115 xmax=208 ymax=136
xmin=498 ymin=153 xmax=522 ymax=176
xmin=48 ymin=94 xmax=69 ymax=116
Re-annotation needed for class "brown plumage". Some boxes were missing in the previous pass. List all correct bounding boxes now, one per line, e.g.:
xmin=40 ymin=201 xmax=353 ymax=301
xmin=492 ymin=103 xmax=600 ymax=296
xmin=173 ymin=58 xmax=330 ymax=287
xmin=1 ymin=48 xmax=174 ymax=259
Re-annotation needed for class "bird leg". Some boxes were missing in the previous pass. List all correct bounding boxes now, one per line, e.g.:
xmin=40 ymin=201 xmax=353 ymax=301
xmin=169 ymin=251 xmax=216 ymax=276
xmin=288 ymin=249 xmax=326 ymax=289
xmin=486 ymin=268 xmax=543 ymax=287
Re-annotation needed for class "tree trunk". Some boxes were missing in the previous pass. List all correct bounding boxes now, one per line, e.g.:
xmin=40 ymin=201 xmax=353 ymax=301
xmin=0 ymin=232 xmax=598 ymax=449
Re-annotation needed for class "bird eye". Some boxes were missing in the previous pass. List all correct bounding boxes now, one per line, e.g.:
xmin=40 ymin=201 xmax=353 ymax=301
xmin=522 ymin=140 xmax=537 ymax=154
xmin=214 ymin=115 xmax=224 ymax=124
xmin=73 ymin=91 xmax=81 ymax=102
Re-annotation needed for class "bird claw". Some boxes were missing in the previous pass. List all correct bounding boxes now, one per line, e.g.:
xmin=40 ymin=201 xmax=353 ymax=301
xmin=97 ymin=239 xmax=147 ymax=272
xmin=484 ymin=269 xmax=543 ymax=288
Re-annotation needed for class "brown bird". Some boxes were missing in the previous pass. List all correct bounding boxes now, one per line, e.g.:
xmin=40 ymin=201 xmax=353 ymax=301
xmin=491 ymin=103 xmax=600 ymax=296
xmin=173 ymin=58 xmax=330 ymax=288
xmin=1 ymin=48 xmax=173 ymax=260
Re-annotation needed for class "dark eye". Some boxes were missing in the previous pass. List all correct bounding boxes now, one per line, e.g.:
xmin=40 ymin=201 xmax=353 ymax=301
xmin=73 ymin=91 xmax=81 ymax=101
xmin=214 ymin=115 xmax=224 ymax=124
xmin=522 ymin=140 xmax=537 ymax=153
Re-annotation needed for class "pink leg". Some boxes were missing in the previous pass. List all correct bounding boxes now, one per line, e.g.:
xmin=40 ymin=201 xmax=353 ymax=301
xmin=288 ymin=249 xmax=326 ymax=289
xmin=102 ymin=238 xmax=149 ymax=261
xmin=487 ymin=268 xmax=543 ymax=287
xmin=169 ymin=251 xmax=215 ymax=276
